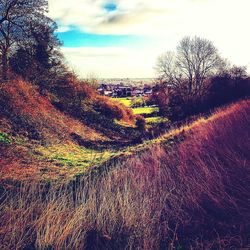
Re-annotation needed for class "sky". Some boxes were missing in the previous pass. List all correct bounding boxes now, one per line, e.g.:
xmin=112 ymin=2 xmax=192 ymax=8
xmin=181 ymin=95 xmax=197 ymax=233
xmin=48 ymin=0 xmax=250 ymax=78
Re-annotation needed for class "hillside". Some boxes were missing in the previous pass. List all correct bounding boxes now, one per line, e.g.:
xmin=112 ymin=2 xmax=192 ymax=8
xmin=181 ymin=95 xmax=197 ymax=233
xmin=0 ymin=99 xmax=249 ymax=249
xmin=0 ymin=79 xmax=107 ymax=142
xmin=0 ymin=79 xmax=139 ymax=181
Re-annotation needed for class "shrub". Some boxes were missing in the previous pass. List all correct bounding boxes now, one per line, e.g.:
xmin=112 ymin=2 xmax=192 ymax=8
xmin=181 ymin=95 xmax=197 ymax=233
xmin=52 ymin=72 xmax=96 ymax=112
xmin=131 ymin=97 xmax=145 ymax=108
xmin=95 ymin=97 xmax=123 ymax=120
xmin=153 ymin=75 xmax=250 ymax=122
xmin=135 ymin=115 xmax=146 ymax=131
xmin=94 ymin=96 xmax=135 ymax=123
xmin=51 ymin=73 xmax=136 ymax=125
xmin=207 ymin=76 xmax=250 ymax=107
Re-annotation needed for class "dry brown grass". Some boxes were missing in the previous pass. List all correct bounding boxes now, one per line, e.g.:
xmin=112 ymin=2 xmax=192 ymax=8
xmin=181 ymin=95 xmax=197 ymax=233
xmin=95 ymin=95 xmax=135 ymax=125
xmin=0 ymin=79 xmax=113 ymax=182
xmin=53 ymin=74 xmax=136 ymax=125
xmin=0 ymin=100 xmax=249 ymax=249
xmin=0 ymin=79 xmax=107 ymax=143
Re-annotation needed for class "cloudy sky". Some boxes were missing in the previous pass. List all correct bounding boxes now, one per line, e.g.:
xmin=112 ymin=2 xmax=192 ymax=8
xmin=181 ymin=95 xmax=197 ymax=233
xmin=48 ymin=0 xmax=250 ymax=78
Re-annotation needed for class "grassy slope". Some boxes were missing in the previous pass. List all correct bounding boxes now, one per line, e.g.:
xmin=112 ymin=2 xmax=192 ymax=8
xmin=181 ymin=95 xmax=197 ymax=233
xmin=1 ymin=100 xmax=249 ymax=249
xmin=0 ymin=80 xmax=136 ymax=181
xmin=0 ymin=79 xmax=106 ymax=142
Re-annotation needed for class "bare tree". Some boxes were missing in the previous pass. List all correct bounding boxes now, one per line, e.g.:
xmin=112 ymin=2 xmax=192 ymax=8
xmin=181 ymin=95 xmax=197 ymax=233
xmin=156 ymin=36 xmax=223 ymax=100
xmin=230 ymin=65 xmax=247 ymax=79
xmin=85 ymin=72 xmax=99 ymax=89
xmin=0 ymin=0 xmax=49 ymax=80
xmin=156 ymin=51 xmax=177 ymax=84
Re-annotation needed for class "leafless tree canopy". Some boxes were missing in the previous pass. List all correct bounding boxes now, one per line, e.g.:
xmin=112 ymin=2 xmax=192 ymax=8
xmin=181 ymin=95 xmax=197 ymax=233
xmin=0 ymin=0 xmax=49 ymax=80
xmin=156 ymin=36 xmax=223 ymax=99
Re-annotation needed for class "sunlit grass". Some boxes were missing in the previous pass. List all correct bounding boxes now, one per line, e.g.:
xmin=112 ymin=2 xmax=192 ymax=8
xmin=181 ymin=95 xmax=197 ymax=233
xmin=111 ymin=97 xmax=133 ymax=107
xmin=114 ymin=119 xmax=136 ymax=128
xmin=112 ymin=98 xmax=162 ymax=126
xmin=35 ymin=143 xmax=117 ymax=174
xmin=133 ymin=106 xmax=159 ymax=115
xmin=145 ymin=116 xmax=168 ymax=124
xmin=122 ymin=100 xmax=250 ymax=155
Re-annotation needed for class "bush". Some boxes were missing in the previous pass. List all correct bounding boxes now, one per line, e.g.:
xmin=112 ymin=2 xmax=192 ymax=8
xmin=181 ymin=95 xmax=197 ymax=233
xmin=52 ymin=72 xmax=96 ymax=112
xmin=135 ymin=115 xmax=146 ymax=131
xmin=207 ymin=76 xmax=250 ymax=107
xmin=153 ymin=74 xmax=250 ymax=122
xmin=94 ymin=96 xmax=135 ymax=123
xmin=152 ymin=86 xmax=186 ymax=121
xmin=95 ymin=97 xmax=123 ymax=120
xmin=51 ymin=73 xmax=136 ymax=125
xmin=131 ymin=97 xmax=145 ymax=108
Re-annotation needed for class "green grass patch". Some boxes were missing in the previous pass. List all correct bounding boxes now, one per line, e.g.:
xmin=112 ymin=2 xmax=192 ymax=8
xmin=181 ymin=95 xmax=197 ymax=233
xmin=111 ymin=97 xmax=133 ymax=107
xmin=112 ymin=97 xmax=160 ymax=116
xmin=145 ymin=117 xmax=168 ymax=124
xmin=35 ymin=143 xmax=118 ymax=174
xmin=0 ymin=132 xmax=11 ymax=144
xmin=133 ymin=106 xmax=159 ymax=115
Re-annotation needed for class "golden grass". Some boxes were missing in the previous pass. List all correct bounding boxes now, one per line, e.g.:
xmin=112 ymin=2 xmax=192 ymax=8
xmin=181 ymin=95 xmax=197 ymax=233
xmin=0 ymin=79 xmax=107 ymax=143
xmin=35 ymin=142 xmax=117 ymax=174
xmin=0 ymin=140 xmax=119 ymax=182
xmin=0 ymin=100 xmax=249 ymax=249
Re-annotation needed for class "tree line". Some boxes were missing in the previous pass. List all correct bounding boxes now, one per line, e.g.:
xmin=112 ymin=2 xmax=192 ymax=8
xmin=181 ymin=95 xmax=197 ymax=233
xmin=154 ymin=36 xmax=249 ymax=120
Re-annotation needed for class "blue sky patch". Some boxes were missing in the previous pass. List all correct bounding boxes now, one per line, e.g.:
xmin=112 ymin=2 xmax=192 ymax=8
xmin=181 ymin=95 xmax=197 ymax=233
xmin=104 ymin=2 xmax=117 ymax=12
xmin=56 ymin=28 xmax=148 ymax=48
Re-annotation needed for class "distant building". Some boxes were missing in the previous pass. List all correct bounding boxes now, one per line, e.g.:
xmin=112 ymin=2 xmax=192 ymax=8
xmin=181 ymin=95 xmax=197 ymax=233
xmin=114 ymin=87 xmax=132 ymax=97
xmin=132 ymin=88 xmax=143 ymax=97
xmin=97 ymin=81 xmax=155 ymax=98
xmin=104 ymin=90 xmax=113 ymax=96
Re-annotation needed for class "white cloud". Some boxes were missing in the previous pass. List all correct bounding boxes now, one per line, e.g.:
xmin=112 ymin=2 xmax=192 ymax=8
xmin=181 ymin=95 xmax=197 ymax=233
xmin=49 ymin=0 xmax=250 ymax=36
xmin=56 ymin=26 xmax=71 ymax=33
xmin=48 ymin=0 xmax=188 ymax=35
xmin=49 ymin=0 xmax=250 ymax=77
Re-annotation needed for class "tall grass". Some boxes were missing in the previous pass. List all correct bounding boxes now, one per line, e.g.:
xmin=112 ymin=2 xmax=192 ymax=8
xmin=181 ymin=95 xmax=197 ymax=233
xmin=0 ymin=100 xmax=249 ymax=249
